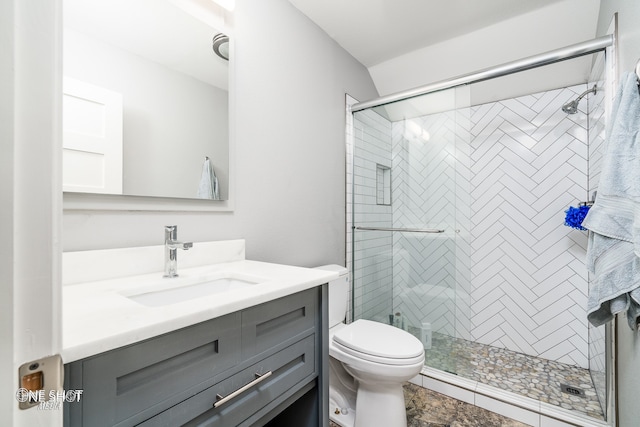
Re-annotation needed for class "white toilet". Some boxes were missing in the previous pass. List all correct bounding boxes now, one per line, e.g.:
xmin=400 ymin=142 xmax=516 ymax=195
xmin=315 ymin=265 xmax=425 ymax=427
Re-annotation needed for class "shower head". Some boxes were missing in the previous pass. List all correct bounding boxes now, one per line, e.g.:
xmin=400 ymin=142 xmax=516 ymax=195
xmin=561 ymin=99 xmax=580 ymax=114
xmin=561 ymin=85 xmax=598 ymax=114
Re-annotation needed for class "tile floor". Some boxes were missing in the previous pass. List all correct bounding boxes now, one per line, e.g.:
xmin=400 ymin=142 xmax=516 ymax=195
xmin=329 ymin=383 xmax=529 ymax=427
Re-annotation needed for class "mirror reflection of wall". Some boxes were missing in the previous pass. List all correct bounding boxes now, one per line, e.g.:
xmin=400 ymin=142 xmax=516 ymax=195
xmin=63 ymin=0 xmax=230 ymax=200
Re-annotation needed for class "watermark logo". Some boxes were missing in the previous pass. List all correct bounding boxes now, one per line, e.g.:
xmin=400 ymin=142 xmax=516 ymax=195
xmin=15 ymin=388 xmax=83 ymax=410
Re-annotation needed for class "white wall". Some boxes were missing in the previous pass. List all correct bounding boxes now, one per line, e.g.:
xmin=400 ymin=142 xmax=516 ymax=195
xmin=368 ymin=0 xmax=600 ymax=104
xmin=63 ymin=0 xmax=379 ymax=269
xmin=596 ymin=2 xmax=640 ymax=425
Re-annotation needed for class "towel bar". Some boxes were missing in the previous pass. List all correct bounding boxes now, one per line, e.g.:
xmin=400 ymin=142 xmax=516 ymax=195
xmin=353 ymin=226 xmax=444 ymax=234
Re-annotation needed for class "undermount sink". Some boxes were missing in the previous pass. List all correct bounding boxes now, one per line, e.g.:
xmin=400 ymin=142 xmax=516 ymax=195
xmin=125 ymin=274 xmax=264 ymax=307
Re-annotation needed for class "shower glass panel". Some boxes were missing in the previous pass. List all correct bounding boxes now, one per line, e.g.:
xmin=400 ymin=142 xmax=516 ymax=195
xmin=349 ymin=53 xmax=611 ymax=422
xmin=351 ymin=85 xmax=471 ymax=374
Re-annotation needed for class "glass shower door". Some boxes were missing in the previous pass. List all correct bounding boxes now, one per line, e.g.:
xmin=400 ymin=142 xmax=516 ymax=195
xmin=351 ymin=85 xmax=471 ymax=374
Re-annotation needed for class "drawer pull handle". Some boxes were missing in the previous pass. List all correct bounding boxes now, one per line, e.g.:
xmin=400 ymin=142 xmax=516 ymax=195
xmin=213 ymin=371 xmax=273 ymax=408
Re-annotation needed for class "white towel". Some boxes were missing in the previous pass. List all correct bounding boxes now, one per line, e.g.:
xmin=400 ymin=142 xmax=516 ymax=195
xmin=196 ymin=158 xmax=220 ymax=200
xmin=582 ymin=72 xmax=640 ymax=330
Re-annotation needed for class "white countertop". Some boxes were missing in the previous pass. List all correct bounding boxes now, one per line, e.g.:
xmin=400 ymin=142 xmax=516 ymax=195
xmin=62 ymin=241 xmax=339 ymax=363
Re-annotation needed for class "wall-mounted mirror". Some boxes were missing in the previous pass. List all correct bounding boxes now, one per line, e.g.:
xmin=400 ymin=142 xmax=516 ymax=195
xmin=63 ymin=0 xmax=231 ymax=202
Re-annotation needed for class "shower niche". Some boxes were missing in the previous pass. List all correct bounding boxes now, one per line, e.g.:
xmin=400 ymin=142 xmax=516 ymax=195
xmin=376 ymin=164 xmax=391 ymax=205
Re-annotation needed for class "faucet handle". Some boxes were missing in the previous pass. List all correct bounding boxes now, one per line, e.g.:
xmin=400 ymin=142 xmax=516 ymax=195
xmin=165 ymin=225 xmax=177 ymax=241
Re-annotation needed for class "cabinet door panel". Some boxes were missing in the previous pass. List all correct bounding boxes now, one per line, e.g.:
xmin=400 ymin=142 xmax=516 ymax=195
xmin=80 ymin=313 xmax=241 ymax=427
xmin=241 ymin=289 xmax=317 ymax=360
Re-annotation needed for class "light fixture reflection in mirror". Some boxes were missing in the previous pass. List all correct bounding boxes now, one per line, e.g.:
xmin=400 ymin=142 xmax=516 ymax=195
xmin=212 ymin=33 xmax=230 ymax=61
xmin=62 ymin=0 xmax=230 ymax=201
xmin=211 ymin=0 xmax=235 ymax=11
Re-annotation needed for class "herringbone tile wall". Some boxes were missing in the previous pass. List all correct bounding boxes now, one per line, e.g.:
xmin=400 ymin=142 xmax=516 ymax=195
xmin=393 ymin=84 xmax=592 ymax=368
xmin=468 ymin=85 xmax=589 ymax=368
xmin=352 ymin=83 xmax=600 ymax=369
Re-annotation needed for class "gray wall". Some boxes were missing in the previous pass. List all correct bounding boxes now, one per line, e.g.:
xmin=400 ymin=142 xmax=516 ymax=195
xmin=62 ymin=0 xmax=379 ymax=268
xmin=596 ymin=1 xmax=640 ymax=425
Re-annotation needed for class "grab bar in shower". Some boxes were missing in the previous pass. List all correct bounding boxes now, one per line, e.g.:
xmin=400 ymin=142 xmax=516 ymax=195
xmin=353 ymin=226 xmax=444 ymax=234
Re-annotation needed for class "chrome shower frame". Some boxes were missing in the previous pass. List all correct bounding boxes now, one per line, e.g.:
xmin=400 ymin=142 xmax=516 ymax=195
xmin=348 ymin=34 xmax=617 ymax=425
xmin=351 ymin=35 xmax=613 ymax=112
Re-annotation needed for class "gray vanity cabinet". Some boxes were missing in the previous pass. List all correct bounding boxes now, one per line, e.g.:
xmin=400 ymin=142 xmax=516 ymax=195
xmin=64 ymin=286 xmax=328 ymax=427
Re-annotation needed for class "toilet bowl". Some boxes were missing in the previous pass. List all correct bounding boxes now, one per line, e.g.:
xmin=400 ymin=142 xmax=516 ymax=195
xmin=315 ymin=265 xmax=425 ymax=427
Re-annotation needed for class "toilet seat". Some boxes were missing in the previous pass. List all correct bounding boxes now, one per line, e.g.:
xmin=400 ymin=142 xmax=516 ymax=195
xmin=332 ymin=319 xmax=424 ymax=366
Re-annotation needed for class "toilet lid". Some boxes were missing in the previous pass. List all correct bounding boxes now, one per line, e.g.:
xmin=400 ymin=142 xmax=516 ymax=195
xmin=332 ymin=319 xmax=423 ymax=359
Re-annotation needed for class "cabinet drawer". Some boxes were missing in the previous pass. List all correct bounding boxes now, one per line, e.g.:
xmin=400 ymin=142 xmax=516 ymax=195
xmin=140 ymin=334 xmax=316 ymax=427
xmin=77 ymin=312 xmax=241 ymax=427
xmin=241 ymin=288 xmax=317 ymax=361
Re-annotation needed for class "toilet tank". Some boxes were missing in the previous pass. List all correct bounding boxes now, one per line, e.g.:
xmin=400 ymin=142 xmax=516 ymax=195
xmin=314 ymin=265 xmax=349 ymax=328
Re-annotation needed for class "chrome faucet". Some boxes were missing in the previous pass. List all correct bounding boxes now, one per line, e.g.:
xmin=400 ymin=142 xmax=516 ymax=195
xmin=163 ymin=225 xmax=193 ymax=278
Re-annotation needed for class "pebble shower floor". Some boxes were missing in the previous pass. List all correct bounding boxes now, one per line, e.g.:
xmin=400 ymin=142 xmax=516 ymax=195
xmin=419 ymin=331 xmax=604 ymax=420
